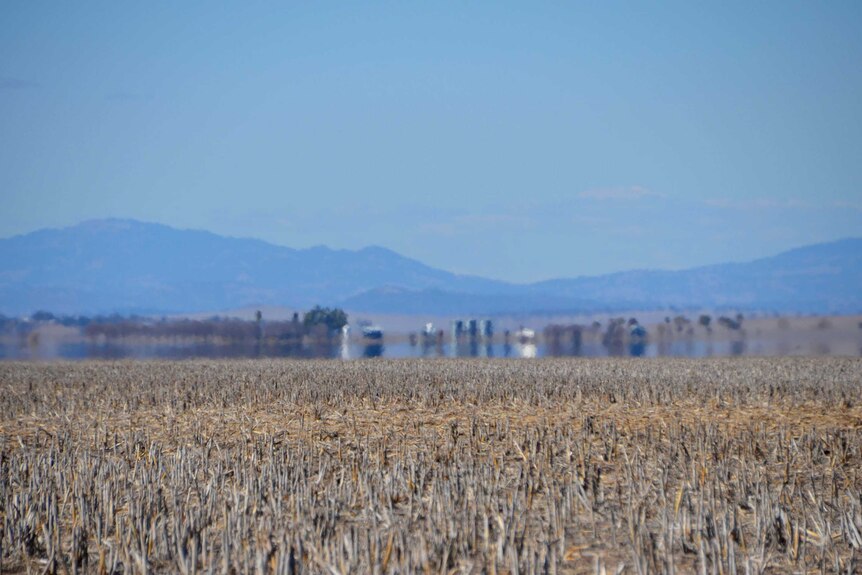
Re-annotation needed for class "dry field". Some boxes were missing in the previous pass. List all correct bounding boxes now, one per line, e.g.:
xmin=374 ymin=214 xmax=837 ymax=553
xmin=1 ymin=358 xmax=861 ymax=574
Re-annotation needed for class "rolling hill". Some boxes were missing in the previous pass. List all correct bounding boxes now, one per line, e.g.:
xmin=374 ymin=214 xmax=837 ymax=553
xmin=0 ymin=219 xmax=859 ymax=315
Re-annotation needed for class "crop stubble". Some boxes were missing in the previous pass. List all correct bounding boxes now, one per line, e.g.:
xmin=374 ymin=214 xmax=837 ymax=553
xmin=1 ymin=358 xmax=861 ymax=574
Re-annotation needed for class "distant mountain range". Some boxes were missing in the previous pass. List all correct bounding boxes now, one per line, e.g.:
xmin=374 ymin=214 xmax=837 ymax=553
xmin=1 ymin=219 xmax=860 ymax=316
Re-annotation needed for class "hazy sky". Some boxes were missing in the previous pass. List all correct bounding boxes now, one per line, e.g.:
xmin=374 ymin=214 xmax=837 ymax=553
xmin=2 ymin=2 xmax=861 ymax=282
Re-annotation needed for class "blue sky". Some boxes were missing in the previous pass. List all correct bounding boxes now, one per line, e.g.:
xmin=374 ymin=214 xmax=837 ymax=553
xmin=1 ymin=2 xmax=861 ymax=282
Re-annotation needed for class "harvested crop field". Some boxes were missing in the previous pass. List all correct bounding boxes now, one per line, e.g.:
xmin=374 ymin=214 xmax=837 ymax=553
xmin=1 ymin=358 xmax=862 ymax=574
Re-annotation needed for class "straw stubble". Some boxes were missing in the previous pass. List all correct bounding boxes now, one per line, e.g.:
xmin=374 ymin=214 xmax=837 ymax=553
xmin=1 ymin=358 xmax=860 ymax=574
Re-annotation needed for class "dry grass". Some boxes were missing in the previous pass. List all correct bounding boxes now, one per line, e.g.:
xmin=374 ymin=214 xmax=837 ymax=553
xmin=1 ymin=358 xmax=861 ymax=574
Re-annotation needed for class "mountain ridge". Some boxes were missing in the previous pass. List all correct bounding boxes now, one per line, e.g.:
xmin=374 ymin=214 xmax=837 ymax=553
xmin=1 ymin=219 xmax=860 ymax=315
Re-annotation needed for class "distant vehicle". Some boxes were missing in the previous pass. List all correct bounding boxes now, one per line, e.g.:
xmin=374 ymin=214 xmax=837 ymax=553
xmin=516 ymin=327 xmax=535 ymax=343
xmin=361 ymin=325 xmax=384 ymax=340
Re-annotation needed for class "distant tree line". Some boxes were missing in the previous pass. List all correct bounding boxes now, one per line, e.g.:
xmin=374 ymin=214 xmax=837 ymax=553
xmin=0 ymin=306 xmax=349 ymax=342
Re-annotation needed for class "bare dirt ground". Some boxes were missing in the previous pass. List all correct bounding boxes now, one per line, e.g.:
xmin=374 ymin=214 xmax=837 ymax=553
xmin=1 ymin=358 xmax=861 ymax=573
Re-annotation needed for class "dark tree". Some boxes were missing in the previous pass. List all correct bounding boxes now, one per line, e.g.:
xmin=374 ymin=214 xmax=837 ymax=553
xmin=718 ymin=316 xmax=741 ymax=330
xmin=32 ymin=310 xmax=56 ymax=322
xmin=302 ymin=306 xmax=348 ymax=333
xmin=255 ymin=310 xmax=263 ymax=341
xmin=673 ymin=315 xmax=690 ymax=333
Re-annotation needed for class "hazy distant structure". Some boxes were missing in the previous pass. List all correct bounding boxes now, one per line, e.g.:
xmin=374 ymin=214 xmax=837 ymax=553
xmin=629 ymin=323 xmax=648 ymax=357
xmin=340 ymin=325 xmax=351 ymax=360
xmin=420 ymin=322 xmax=442 ymax=345
xmin=451 ymin=319 xmax=493 ymax=342
xmin=543 ymin=324 xmax=583 ymax=356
